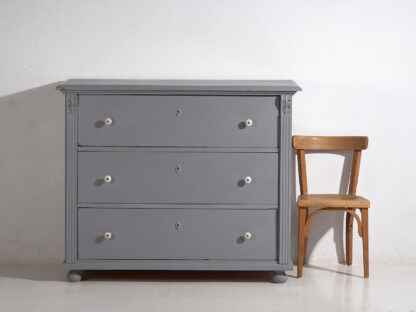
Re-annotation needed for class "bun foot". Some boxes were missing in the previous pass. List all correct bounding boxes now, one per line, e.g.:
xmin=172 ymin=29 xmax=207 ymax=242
xmin=272 ymin=271 xmax=288 ymax=284
xmin=67 ymin=270 xmax=83 ymax=282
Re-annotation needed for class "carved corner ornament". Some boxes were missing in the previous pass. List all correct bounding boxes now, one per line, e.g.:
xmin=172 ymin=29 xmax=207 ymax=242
xmin=281 ymin=95 xmax=292 ymax=116
xmin=66 ymin=94 xmax=78 ymax=113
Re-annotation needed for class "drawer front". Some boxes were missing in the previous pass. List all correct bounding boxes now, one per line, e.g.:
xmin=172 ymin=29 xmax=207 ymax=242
xmin=78 ymin=152 xmax=278 ymax=204
xmin=78 ymin=208 xmax=277 ymax=260
xmin=78 ymin=95 xmax=278 ymax=147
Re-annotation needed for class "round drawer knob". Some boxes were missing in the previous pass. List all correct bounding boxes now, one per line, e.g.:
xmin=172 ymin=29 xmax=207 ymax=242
xmin=244 ymin=232 xmax=252 ymax=240
xmin=104 ymin=175 xmax=112 ymax=183
xmin=104 ymin=232 xmax=112 ymax=239
xmin=245 ymin=119 xmax=253 ymax=127
xmin=244 ymin=176 xmax=252 ymax=184
xmin=104 ymin=117 xmax=113 ymax=125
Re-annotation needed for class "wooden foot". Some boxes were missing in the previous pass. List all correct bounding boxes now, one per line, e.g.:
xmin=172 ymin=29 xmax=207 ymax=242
xmin=67 ymin=270 xmax=83 ymax=282
xmin=272 ymin=271 xmax=288 ymax=284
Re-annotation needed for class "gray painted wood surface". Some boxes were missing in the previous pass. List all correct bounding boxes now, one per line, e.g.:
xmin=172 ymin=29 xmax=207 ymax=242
xmin=58 ymin=79 xmax=301 ymax=93
xmin=65 ymin=93 xmax=78 ymax=264
xmin=78 ymin=147 xmax=279 ymax=153
xmin=78 ymin=95 xmax=279 ymax=147
xmin=59 ymin=79 xmax=300 ymax=281
xmin=63 ymin=260 xmax=293 ymax=271
xmin=78 ymin=152 xmax=279 ymax=204
xmin=78 ymin=208 xmax=277 ymax=260
xmin=278 ymin=94 xmax=292 ymax=265
xmin=77 ymin=203 xmax=278 ymax=209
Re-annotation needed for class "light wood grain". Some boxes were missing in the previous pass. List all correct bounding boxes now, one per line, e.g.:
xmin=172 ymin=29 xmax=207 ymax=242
xmin=346 ymin=150 xmax=362 ymax=265
xmin=297 ymin=208 xmax=307 ymax=278
xmin=297 ymin=194 xmax=370 ymax=208
xmin=346 ymin=212 xmax=354 ymax=265
xmin=349 ymin=150 xmax=362 ymax=195
xmin=297 ymin=149 xmax=309 ymax=265
xmin=293 ymin=135 xmax=370 ymax=278
xmin=293 ymin=136 xmax=368 ymax=150
xmin=361 ymin=208 xmax=369 ymax=278
xmin=297 ymin=149 xmax=308 ymax=195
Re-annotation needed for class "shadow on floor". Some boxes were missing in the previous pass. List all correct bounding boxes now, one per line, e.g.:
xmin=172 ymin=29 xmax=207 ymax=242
xmin=302 ymin=263 xmax=364 ymax=278
xmin=85 ymin=270 xmax=275 ymax=283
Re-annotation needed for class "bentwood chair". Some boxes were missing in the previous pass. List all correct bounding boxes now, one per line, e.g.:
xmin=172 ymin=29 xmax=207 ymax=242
xmin=292 ymin=136 xmax=370 ymax=278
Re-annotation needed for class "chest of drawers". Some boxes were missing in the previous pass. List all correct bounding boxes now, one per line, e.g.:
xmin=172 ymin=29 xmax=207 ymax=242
xmin=57 ymin=79 xmax=301 ymax=283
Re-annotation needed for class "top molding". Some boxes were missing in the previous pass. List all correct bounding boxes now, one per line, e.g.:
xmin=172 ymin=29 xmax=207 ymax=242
xmin=56 ymin=79 xmax=301 ymax=94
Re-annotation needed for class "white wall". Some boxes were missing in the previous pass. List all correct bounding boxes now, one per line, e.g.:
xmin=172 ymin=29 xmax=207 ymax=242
xmin=0 ymin=0 xmax=415 ymax=263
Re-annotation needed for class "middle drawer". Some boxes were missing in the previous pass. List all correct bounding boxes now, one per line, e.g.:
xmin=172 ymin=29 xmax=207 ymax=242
xmin=78 ymin=152 xmax=278 ymax=205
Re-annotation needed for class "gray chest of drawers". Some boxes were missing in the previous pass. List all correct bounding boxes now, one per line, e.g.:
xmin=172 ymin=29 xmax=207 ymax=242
xmin=57 ymin=79 xmax=301 ymax=283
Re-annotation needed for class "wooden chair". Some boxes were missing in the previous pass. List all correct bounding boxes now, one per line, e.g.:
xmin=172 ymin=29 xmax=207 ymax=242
xmin=292 ymin=136 xmax=370 ymax=278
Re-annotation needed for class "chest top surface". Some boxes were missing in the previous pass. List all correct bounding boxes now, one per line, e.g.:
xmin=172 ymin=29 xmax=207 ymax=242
xmin=57 ymin=79 xmax=301 ymax=93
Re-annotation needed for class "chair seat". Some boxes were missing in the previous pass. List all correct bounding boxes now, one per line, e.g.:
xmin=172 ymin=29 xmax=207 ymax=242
xmin=297 ymin=194 xmax=370 ymax=208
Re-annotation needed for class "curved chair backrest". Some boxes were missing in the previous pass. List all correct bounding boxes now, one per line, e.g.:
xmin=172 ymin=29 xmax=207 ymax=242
xmin=292 ymin=136 xmax=369 ymax=196
xmin=293 ymin=136 xmax=368 ymax=151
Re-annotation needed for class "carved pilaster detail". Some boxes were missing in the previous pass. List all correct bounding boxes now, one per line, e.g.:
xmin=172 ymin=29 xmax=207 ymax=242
xmin=66 ymin=93 xmax=78 ymax=113
xmin=281 ymin=94 xmax=292 ymax=116
xmin=279 ymin=93 xmax=293 ymax=265
xmin=65 ymin=93 xmax=78 ymax=264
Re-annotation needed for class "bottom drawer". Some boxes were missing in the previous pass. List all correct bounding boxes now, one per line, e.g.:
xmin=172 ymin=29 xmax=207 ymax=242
xmin=78 ymin=208 xmax=277 ymax=260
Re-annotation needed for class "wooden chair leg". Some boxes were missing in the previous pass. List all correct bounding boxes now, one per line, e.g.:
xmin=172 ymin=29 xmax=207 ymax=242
xmin=346 ymin=212 xmax=354 ymax=265
xmin=303 ymin=208 xmax=308 ymax=264
xmin=361 ymin=208 xmax=369 ymax=278
xmin=297 ymin=207 xmax=307 ymax=278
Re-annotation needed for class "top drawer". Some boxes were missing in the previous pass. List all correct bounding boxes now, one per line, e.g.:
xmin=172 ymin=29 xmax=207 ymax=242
xmin=78 ymin=95 xmax=279 ymax=147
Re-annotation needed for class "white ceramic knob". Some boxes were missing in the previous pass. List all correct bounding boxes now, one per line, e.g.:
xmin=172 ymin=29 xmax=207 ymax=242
xmin=104 ymin=117 xmax=113 ymax=125
xmin=104 ymin=175 xmax=112 ymax=183
xmin=104 ymin=232 xmax=112 ymax=239
xmin=244 ymin=176 xmax=252 ymax=184
xmin=245 ymin=119 xmax=253 ymax=127
xmin=244 ymin=232 xmax=252 ymax=240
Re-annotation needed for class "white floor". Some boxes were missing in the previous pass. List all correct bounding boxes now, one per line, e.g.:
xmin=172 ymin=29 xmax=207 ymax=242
xmin=0 ymin=262 xmax=414 ymax=312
